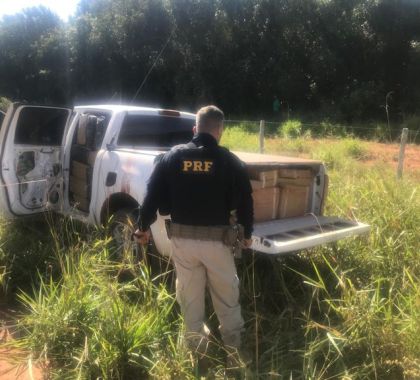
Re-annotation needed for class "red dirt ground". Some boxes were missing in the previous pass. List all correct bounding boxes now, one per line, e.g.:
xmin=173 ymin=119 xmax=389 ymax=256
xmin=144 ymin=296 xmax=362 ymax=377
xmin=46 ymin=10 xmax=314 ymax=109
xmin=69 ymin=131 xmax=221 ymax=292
xmin=359 ymin=142 xmax=420 ymax=182
xmin=299 ymin=139 xmax=420 ymax=179
xmin=0 ymin=308 xmax=43 ymax=380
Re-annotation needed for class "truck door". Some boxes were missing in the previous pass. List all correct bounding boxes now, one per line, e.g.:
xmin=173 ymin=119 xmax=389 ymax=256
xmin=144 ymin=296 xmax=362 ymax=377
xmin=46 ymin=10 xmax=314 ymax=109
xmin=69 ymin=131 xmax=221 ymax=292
xmin=0 ymin=103 xmax=71 ymax=216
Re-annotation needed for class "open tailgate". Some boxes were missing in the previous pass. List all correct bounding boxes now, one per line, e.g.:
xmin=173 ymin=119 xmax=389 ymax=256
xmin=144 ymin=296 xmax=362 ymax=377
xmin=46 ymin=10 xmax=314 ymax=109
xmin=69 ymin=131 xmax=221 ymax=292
xmin=251 ymin=216 xmax=370 ymax=255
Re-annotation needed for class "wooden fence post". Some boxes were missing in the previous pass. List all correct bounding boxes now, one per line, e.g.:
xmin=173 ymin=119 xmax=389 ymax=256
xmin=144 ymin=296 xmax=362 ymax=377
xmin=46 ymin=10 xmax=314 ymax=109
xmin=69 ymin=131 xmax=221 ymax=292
xmin=259 ymin=120 xmax=265 ymax=153
xmin=397 ymin=128 xmax=409 ymax=179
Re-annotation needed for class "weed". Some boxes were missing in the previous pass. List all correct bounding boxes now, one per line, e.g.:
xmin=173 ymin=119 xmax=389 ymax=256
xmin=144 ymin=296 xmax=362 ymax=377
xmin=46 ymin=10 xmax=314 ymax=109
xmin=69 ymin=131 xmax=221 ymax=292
xmin=221 ymin=126 xmax=260 ymax=152
xmin=0 ymin=96 xmax=10 ymax=112
xmin=278 ymin=119 xmax=303 ymax=138
xmin=9 ymin=245 xmax=194 ymax=379
xmin=0 ymin=132 xmax=418 ymax=379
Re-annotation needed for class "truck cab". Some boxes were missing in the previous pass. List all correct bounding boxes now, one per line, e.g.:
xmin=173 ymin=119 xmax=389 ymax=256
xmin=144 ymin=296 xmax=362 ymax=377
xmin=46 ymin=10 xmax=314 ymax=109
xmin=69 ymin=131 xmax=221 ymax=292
xmin=0 ymin=103 xmax=369 ymax=256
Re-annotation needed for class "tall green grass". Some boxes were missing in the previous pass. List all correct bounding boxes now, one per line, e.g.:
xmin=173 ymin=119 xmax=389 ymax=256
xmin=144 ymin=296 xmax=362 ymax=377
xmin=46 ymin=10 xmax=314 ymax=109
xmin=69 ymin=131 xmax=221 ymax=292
xmin=2 ymin=225 xmax=195 ymax=379
xmin=1 ymin=131 xmax=419 ymax=379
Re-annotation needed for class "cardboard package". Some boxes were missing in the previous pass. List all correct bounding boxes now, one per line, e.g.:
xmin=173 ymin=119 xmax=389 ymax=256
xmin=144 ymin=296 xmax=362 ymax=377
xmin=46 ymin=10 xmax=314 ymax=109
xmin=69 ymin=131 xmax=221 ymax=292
xmin=250 ymin=180 xmax=264 ymax=190
xmin=76 ymin=116 xmax=88 ymax=145
xmin=278 ymin=185 xmax=310 ymax=218
xmin=69 ymin=176 xmax=91 ymax=199
xmin=248 ymin=169 xmax=279 ymax=188
xmin=253 ymin=187 xmax=280 ymax=223
xmin=76 ymin=114 xmax=97 ymax=147
xmin=277 ymin=168 xmax=314 ymax=186
xmin=71 ymin=145 xmax=97 ymax=167
xmin=87 ymin=151 xmax=97 ymax=166
xmin=278 ymin=168 xmax=312 ymax=179
xmin=71 ymin=161 xmax=91 ymax=181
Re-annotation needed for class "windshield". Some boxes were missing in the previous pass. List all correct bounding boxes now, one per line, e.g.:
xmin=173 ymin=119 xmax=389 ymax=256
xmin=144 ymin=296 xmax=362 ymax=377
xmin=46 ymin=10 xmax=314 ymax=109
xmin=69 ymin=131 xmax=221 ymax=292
xmin=118 ymin=114 xmax=195 ymax=149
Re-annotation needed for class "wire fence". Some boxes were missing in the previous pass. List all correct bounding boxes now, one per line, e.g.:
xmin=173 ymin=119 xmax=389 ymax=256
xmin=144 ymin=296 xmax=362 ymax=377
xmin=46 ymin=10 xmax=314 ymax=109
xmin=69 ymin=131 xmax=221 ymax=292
xmin=224 ymin=119 xmax=420 ymax=144
xmin=223 ymin=119 xmax=417 ymax=178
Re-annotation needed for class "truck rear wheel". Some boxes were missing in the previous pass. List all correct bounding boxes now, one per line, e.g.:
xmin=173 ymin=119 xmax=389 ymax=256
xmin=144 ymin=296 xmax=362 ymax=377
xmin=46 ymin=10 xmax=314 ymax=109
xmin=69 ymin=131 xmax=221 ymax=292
xmin=109 ymin=209 xmax=175 ymax=287
xmin=109 ymin=208 xmax=142 ymax=262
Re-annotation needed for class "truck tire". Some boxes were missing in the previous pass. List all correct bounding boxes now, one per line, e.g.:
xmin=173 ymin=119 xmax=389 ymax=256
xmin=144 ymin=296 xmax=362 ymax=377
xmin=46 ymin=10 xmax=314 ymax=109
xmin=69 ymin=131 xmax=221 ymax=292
xmin=109 ymin=208 xmax=142 ymax=262
xmin=109 ymin=209 xmax=174 ymax=286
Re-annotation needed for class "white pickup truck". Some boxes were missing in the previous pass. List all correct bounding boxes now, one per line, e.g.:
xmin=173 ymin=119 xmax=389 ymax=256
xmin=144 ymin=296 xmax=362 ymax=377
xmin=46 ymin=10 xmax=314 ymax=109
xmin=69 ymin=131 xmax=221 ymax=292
xmin=0 ymin=104 xmax=369 ymax=256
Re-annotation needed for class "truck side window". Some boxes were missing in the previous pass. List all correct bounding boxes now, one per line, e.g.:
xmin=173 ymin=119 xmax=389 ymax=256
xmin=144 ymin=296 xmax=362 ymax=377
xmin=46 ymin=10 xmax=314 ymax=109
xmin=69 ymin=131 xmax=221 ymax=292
xmin=14 ymin=107 xmax=69 ymax=146
xmin=118 ymin=115 xmax=194 ymax=149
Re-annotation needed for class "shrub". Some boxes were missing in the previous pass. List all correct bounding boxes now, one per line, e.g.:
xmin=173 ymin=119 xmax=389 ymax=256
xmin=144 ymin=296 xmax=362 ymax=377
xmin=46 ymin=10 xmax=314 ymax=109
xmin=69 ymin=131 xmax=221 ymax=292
xmin=221 ymin=126 xmax=260 ymax=152
xmin=371 ymin=123 xmax=392 ymax=142
xmin=312 ymin=145 xmax=346 ymax=170
xmin=0 ymin=217 xmax=56 ymax=299
xmin=311 ymin=121 xmax=348 ymax=138
xmin=341 ymin=138 xmax=368 ymax=160
xmin=278 ymin=119 xmax=303 ymax=138
xmin=224 ymin=121 xmax=259 ymax=134
xmin=401 ymin=114 xmax=420 ymax=131
xmin=0 ymin=96 xmax=10 ymax=112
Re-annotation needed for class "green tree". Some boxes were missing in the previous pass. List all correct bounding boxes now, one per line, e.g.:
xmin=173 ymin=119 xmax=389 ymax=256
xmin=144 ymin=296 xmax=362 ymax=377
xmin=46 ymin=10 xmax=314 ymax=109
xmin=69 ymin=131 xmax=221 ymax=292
xmin=0 ymin=6 xmax=68 ymax=104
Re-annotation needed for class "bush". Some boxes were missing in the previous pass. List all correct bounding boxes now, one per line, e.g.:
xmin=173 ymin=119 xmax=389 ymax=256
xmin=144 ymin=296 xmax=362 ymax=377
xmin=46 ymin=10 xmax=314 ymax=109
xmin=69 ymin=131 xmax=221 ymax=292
xmin=221 ymin=126 xmax=260 ymax=152
xmin=401 ymin=114 xmax=420 ymax=131
xmin=312 ymin=145 xmax=346 ymax=170
xmin=278 ymin=119 xmax=303 ymax=138
xmin=0 ymin=214 xmax=95 ymax=300
xmin=224 ymin=121 xmax=259 ymax=134
xmin=311 ymin=121 xmax=348 ymax=138
xmin=0 ymin=96 xmax=10 ymax=112
xmin=371 ymin=123 xmax=392 ymax=142
xmin=341 ymin=138 xmax=368 ymax=159
xmin=0 ymin=217 xmax=56 ymax=299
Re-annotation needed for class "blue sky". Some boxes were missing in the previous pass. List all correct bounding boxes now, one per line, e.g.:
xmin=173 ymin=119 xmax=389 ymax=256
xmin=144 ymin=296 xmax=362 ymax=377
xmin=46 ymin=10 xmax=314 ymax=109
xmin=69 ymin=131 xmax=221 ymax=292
xmin=0 ymin=0 xmax=79 ymax=21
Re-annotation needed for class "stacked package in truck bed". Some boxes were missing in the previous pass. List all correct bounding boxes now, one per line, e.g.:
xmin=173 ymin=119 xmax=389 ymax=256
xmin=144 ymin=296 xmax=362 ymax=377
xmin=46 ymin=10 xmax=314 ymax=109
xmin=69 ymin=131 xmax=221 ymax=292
xmin=249 ymin=168 xmax=313 ymax=223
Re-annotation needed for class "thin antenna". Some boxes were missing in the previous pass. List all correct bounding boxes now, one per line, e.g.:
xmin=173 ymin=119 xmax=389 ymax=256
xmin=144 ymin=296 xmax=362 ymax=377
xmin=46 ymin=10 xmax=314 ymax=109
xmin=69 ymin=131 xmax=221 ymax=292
xmin=130 ymin=29 xmax=175 ymax=104
xmin=108 ymin=91 xmax=118 ymax=103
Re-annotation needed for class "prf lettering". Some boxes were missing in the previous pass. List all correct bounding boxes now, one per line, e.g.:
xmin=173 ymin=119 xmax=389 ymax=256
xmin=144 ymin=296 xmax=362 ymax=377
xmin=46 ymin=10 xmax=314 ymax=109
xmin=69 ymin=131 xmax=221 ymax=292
xmin=182 ymin=160 xmax=213 ymax=173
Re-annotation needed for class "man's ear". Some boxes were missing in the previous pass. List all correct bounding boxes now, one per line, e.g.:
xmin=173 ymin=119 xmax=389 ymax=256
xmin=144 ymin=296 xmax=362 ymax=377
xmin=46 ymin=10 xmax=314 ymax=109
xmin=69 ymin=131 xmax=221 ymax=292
xmin=193 ymin=126 xmax=197 ymax=135
xmin=219 ymin=124 xmax=224 ymax=135
xmin=216 ymin=125 xmax=224 ymax=142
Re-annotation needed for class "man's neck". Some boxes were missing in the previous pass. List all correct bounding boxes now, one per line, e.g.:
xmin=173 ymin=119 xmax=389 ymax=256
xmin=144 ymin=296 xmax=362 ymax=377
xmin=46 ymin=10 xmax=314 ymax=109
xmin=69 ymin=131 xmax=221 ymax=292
xmin=193 ymin=132 xmax=219 ymax=146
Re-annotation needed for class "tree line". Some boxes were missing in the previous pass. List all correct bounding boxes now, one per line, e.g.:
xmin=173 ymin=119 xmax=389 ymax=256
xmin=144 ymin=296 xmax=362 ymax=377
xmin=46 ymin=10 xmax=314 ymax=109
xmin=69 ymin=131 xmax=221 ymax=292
xmin=0 ymin=0 xmax=419 ymax=123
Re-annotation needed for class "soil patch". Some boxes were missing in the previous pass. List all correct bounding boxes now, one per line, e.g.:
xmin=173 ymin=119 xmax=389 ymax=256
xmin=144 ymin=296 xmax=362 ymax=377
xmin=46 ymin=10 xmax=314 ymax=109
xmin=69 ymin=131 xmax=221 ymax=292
xmin=0 ymin=306 xmax=43 ymax=380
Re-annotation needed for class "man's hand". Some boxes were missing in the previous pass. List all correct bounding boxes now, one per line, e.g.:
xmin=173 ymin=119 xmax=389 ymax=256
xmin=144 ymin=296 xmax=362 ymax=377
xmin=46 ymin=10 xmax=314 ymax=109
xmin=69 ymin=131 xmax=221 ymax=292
xmin=242 ymin=238 xmax=252 ymax=249
xmin=133 ymin=229 xmax=151 ymax=245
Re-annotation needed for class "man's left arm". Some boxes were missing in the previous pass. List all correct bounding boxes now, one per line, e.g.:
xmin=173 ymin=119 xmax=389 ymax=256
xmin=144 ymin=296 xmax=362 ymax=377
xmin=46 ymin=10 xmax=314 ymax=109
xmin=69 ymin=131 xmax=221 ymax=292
xmin=134 ymin=158 xmax=168 ymax=244
xmin=234 ymin=161 xmax=254 ymax=246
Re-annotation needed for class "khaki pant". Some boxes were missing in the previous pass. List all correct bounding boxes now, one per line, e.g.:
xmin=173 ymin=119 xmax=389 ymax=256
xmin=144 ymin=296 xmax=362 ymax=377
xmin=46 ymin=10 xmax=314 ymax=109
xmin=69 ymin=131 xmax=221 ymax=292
xmin=171 ymin=237 xmax=244 ymax=351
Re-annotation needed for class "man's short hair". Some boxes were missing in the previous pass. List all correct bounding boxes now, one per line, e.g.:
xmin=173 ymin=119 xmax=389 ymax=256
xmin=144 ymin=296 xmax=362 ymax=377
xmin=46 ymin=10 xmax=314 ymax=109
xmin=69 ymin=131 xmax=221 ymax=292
xmin=196 ymin=105 xmax=224 ymax=132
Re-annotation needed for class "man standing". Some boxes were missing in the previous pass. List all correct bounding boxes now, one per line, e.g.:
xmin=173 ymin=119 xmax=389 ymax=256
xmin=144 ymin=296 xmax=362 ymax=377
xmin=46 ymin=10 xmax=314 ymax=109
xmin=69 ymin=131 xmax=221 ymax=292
xmin=134 ymin=105 xmax=253 ymax=375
